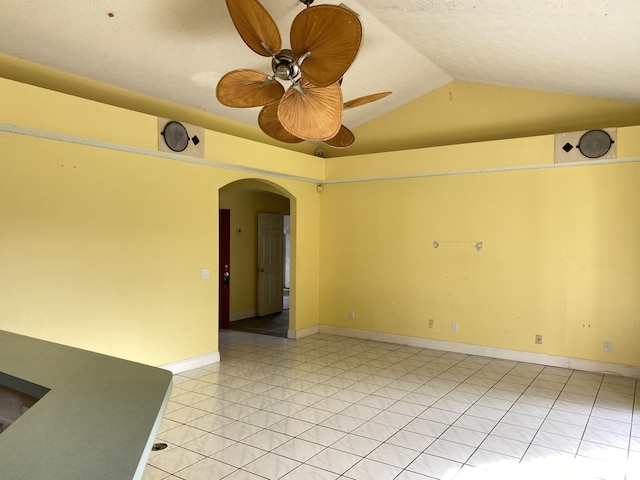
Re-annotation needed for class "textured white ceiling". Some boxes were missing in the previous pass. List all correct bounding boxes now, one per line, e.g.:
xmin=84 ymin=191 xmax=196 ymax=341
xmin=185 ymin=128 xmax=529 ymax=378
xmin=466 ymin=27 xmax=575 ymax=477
xmin=1 ymin=0 xmax=638 ymax=136
xmin=364 ymin=0 xmax=640 ymax=102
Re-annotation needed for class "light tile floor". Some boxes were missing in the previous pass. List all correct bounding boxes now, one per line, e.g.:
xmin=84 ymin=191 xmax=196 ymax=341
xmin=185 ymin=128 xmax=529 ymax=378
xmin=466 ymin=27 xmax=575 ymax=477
xmin=145 ymin=331 xmax=640 ymax=480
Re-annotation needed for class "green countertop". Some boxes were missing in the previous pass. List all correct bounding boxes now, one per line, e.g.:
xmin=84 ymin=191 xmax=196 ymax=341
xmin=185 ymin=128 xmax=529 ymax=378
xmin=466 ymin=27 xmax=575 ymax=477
xmin=0 ymin=330 xmax=173 ymax=480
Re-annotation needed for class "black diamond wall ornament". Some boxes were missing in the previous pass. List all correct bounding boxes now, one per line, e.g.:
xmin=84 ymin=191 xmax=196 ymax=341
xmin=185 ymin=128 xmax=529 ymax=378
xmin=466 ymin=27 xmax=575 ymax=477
xmin=562 ymin=142 xmax=574 ymax=153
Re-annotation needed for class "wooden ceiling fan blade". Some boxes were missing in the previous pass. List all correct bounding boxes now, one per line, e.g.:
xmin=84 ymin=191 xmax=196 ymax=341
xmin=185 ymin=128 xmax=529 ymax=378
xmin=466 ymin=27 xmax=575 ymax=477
xmin=225 ymin=0 xmax=282 ymax=57
xmin=216 ymin=69 xmax=284 ymax=108
xmin=258 ymin=103 xmax=303 ymax=143
xmin=344 ymin=91 xmax=392 ymax=109
xmin=324 ymin=125 xmax=355 ymax=148
xmin=290 ymin=5 xmax=363 ymax=87
xmin=277 ymin=78 xmax=342 ymax=141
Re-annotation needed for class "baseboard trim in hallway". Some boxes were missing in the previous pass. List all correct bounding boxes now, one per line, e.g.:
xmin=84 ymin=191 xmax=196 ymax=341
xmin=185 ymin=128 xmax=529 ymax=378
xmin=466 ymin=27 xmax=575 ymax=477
xmin=288 ymin=325 xmax=319 ymax=339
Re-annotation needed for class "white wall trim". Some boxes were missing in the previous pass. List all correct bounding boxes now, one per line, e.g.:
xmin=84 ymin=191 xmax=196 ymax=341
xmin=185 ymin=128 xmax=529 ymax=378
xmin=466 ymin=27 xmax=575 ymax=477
xmin=230 ymin=310 xmax=256 ymax=322
xmin=318 ymin=325 xmax=640 ymax=378
xmin=288 ymin=325 xmax=319 ymax=339
xmin=323 ymin=155 xmax=640 ymax=185
xmin=160 ymin=351 xmax=220 ymax=375
xmin=0 ymin=122 xmax=322 ymax=184
xmin=4 ymin=123 xmax=639 ymax=186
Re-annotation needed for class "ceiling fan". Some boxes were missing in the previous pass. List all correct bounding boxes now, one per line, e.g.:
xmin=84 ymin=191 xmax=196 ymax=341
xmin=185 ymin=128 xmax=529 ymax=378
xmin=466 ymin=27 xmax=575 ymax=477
xmin=216 ymin=0 xmax=390 ymax=147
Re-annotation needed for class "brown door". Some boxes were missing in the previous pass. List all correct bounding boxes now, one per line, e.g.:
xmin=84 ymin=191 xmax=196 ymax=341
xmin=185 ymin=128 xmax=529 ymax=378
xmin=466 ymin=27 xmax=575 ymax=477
xmin=219 ymin=209 xmax=230 ymax=329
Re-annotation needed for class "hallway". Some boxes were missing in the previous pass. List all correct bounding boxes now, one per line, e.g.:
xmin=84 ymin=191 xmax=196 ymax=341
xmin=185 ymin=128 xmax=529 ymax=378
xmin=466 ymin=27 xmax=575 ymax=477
xmin=227 ymin=310 xmax=289 ymax=338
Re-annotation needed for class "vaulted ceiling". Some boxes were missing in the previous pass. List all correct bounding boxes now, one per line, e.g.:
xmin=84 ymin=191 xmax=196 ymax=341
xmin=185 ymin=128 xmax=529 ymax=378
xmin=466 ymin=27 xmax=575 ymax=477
xmin=1 ymin=0 xmax=639 ymax=156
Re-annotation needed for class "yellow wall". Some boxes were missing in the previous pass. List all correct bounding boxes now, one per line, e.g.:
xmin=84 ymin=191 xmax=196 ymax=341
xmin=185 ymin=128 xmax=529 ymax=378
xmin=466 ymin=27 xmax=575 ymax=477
xmin=337 ymin=81 xmax=640 ymax=156
xmin=0 ymin=132 xmax=220 ymax=365
xmin=2 ymin=74 xmax=639 ymax=370
xmin=320 ymin=127 xmax=640 ymax=366
xmin=220 ymin=188 xmax=290 ymax=318
xmin=0 ymin=78 xmax=321 ymax=365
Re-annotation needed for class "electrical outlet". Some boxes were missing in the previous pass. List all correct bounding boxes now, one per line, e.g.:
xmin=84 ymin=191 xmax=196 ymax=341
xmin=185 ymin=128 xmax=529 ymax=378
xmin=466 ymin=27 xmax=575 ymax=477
xmin=348 ymin=311 xmax=355 ymax=320
xmin=603 ymin=342 xmax=613 ymax=353
xmin=451 ymin=322 xmax=458 ymax=332
xmin=535 ymin=334 xmax=542 ymax=345
xmin=428 ymin=319 xmax=434 ymax=328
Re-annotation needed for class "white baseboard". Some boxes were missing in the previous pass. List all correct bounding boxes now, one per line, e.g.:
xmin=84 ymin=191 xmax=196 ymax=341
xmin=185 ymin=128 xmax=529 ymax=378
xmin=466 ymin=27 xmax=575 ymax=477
xmin=288 ymin=325 xmax=319 ymax=339
xmin=160 ymin=351 xmax=220 ymax=375
xmin=230 ymin=310 xmax=256 ymax=322
xmin=318 ymin=325 xmax=640 ymax=378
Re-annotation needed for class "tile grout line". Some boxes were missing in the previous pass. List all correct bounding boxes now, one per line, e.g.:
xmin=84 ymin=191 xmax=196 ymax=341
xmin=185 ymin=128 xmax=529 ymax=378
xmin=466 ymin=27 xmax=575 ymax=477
xmin=437 ymin=358 xmax=544 ymax=470
xmin=390 ymin=354 xmax=531 ymax=477
xmin=518 ymin=367 xmax=597 ymax=464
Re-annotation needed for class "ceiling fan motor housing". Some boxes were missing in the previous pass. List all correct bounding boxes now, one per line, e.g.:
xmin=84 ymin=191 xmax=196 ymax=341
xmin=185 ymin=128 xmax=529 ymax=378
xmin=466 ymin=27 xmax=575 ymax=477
xmin=271 ymin=49 xmax=302 ymax=82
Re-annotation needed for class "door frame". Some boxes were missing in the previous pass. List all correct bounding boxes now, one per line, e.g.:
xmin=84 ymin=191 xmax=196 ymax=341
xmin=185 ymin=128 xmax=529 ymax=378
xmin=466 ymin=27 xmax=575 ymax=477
xmin=218 ymin=179 xmax=294 ymax=336
xmin=218 ymin=209 xmax=230 ymax=329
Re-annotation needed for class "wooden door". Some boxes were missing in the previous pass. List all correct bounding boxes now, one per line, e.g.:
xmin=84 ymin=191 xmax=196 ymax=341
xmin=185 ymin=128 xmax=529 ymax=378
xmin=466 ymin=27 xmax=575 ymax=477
xmin=257 ymin=213 xmax=284 ymax=316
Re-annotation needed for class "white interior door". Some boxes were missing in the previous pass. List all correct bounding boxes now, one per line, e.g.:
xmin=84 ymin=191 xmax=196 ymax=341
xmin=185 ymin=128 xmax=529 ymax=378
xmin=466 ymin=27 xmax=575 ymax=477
xmin=257 ymin=213 xmax=284 ymax=316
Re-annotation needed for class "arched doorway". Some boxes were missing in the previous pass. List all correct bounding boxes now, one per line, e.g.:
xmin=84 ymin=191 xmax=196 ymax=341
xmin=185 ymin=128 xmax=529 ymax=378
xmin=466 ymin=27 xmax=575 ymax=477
xmin=218 ymin=179 xmax=294 ymax=338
